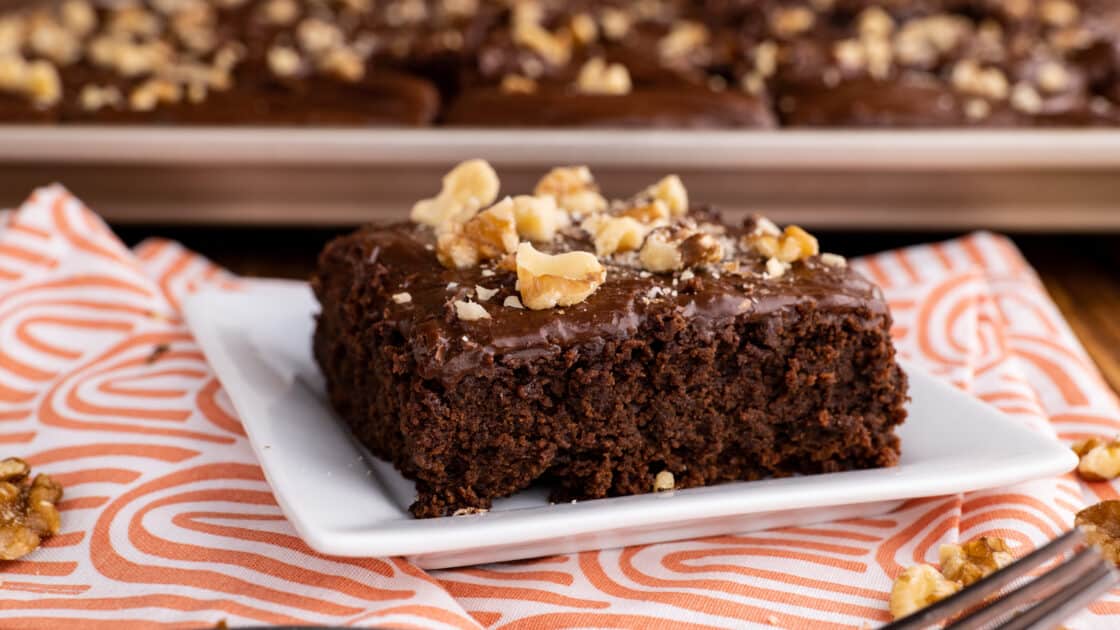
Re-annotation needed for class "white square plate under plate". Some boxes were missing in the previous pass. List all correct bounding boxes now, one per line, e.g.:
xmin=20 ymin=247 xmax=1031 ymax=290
xmin=183 ymin=279 xmax=1078 ymax=569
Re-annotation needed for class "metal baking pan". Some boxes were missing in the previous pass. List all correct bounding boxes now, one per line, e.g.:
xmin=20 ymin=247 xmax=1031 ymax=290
xmin=2 ymin=127 xmax=1119 ymax=231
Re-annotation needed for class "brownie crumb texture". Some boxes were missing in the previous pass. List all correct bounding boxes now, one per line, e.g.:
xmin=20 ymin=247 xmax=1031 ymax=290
xmin=313 ymin=159 xmax=908 ymax=517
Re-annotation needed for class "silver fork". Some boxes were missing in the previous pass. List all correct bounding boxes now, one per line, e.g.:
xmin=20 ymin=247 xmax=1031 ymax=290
xmin=884 ymin=528 xmax=1119 ymax=630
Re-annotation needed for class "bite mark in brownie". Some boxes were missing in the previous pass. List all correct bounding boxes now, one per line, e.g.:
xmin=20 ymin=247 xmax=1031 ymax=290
xmin=313 ymin=160 xmax=909 ymax=518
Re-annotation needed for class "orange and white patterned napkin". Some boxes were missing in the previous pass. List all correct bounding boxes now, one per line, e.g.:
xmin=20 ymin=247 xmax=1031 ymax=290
xmin=1 ymin=185 xmax=1118 ymax=629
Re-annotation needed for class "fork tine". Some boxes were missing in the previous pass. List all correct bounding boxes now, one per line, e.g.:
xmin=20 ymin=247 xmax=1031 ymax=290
xmin=995 ymin=557 xmax=1118 ymax=630
xmin=946 ymin=546 xmax=1106 ymax=630
xmin=883 ymin=529 xmax=1085 ymax=630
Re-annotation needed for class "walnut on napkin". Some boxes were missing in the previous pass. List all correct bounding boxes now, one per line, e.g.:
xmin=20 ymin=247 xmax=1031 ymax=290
xmin=1077 ymin=500 xmax=1120 ymax=566
xmin=888 ymin=536 xmax=1013 ymax=619
xmin=0 ymin=456 xmax=63 ymax=560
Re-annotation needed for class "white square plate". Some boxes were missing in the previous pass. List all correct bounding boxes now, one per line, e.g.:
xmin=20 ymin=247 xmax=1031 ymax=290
xmin=183 ymin=280 xmax=1077 ymax=569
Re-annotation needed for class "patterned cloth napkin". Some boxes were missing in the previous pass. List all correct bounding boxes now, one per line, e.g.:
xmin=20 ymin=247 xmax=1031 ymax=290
xmin=2 ymin=185 xmax=1119 ymax=630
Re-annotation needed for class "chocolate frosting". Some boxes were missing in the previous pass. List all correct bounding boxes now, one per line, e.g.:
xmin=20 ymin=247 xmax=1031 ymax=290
xmin=344 ymin=220 xmax=887 ymax=382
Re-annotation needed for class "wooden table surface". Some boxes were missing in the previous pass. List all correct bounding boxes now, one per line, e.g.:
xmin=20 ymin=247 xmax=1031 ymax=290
xmin=115 ymin=226 xmax=1120 ymax=395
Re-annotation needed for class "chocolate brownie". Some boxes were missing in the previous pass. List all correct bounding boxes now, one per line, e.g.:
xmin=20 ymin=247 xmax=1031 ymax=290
xmin=444 ymin=0 xmax=776 ymax=127
xmin=312 ymin=160 xmax=908 ymax=517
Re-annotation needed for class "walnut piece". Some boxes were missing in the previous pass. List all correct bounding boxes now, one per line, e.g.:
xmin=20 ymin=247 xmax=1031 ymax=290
xmin=511 ymin=194 xmax=569 ymax=242
xmin=889 ymin=564 xmax=960 ymax=620
xmin=653 ymin=470 xmax=675 ymax=492
xmin=819 ymin=253 xmax=847 ymax=268
xmin=412 ymin=159 xmax=501 ymax=232
xmin=516 ymin=242 xmax=606 ymax=310
xmin=512 ymin=14 xmax=571 ymax=67
xmin=1076 ymin=500 xmax=1120 ymax=566
xmin=436 ymin=196 xmax=519 ymax=269
xmin=535 ymin=166 xmax=607 ymax=216
xmin=639 ymin=226 xmax=723 ymax=273
xmin=640 ymin=229 xmax=683 ymax=272
xmin=939 ymin=537 xmax=1013 ymax=586
xmin=641 ymin=175 xmax=689 ymax=217
xmin=771 ymin=6 xmax=816 ymax=38
xmin=576 ymin=57 xmax=631 ymax=95
xmin=1073 ymin=436 xmax=1120 ymax=481
xmin=268 ymin=46 xmax=303 ymax=78
xmin=391 ymin=292 xmax=412 ymax=304
xmin=0 ymin=57 xmax=62 ymax=108
xmin=659 ymin=21 xmax=708 ymax=61
xmin=0 ymin=457 xmax=63 ymax=561
xmin=453 ymin=299 xmax=490 ymax=321
xmin=765 ymin=257 xmax=790 ymax=279
xmin=581 ymin=214 xmax=648 ymax=257
xmin=679 ymin=232 xmax=723 ymax=267
xmin=749 ymin=224 xmax=819 ymax=263
xmin=500 ymin=73 xmax=537 ymax=94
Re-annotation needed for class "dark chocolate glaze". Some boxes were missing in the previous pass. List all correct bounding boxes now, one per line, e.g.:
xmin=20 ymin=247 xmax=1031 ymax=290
xmin=334 ymin=218 xmax=886 ymax=383
xmin=443 ymin=86 xmax=775 ymax=127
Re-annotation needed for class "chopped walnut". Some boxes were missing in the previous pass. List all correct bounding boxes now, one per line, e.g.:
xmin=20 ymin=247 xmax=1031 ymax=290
xmin=680 ymin=232 xmax=723 ymax=267
xmin=1037 ymin=62 xmax=1071 ymax=94
xmin=581 ymin=214 xmax=648 ymax=257
xmin=748 ymin=224 xmax=819 ymax=265
xmin=765 ymin=257 xmax=790 ymax=279
xmin=79 ymin=84 xmax=122 ymax=111
xmin=436 ymin=197 xmax=519 ymax=269
xmin=129 ymin=78 xmax=181 ymax=112
xmin=0 ymin=56 xmax=63 ymax=108
xmin=659 ymin=21 xmax=708 ymax=61
xmin=576 ymin=57 xmax=632 ymax=95
xmin=640 ymin=228 xmax=684 ymax=273
xmin=1073 ymin=436 xmax=1120 ymax=481
xmin=568 ymin=13 xmax=597 ymax=45
xmin=1040 ymin=0 xmax=1079 ymax=27
xmin=412 ymin=159 xmax=501 ymax=232
xmin=592 ymin=9 xmax=626 ymax=42
xmin=107 ymin=5 xmax=161 ymax=38
xmin=964 ymin=98 xmax=991 ymax=121
xmin=453 ymin=299 xmax=490 ymax=321
xmin=511 ymin=194 xmax=569 ymax=242
xmin=535 ymin=166 xmax=607 ymax=217
xmin=653 ymin=470 xmax=675 ymax=492
xmin=951 ymin=59 xmax=1009 ymax=101
xmin=858 ymin=7 xmax=895 ymax=39
xmin=513 ymin=19 xmax=571 ymax=67
xmin=516 ymin=242 xmax=606 ymax=310
xmin=452 ymin=506 xmax=489 ymax=516
xmin=819 ymin=253 xmax=847 ymax=268
xmin=503 ymin=295 xmax=524 ymax=309
xmin=0 ymin=457 xmax=63 ymax=561
xmin=319 ymin=46 xmax=365 ymax=82
xmin=268 ymin=46 xmax=303 ymax=78
xmin=893 ymin=15 xmax=972 ymax=67
xmin=500 ymin=73 xmax=537 ymax=94
xmin=297 ymin=18 xmax=344 ymax=56
xmin=771 ymin=7 xmax=815 ymax=38
xmin=61 ymin=0 xmax=97 ymax=36
xmin=889 ymin=564 xmax=960 ymax=620
xmin=391 ymin=292 xmax=412 ymax=304
xmin=618 ymin=200 xmax=671 ymax=227
xmin=640 ymin=175 xmax=689 ymax=217
xmin=1076 ymin=500 xmax=1120 ymax=566
xmin=29 ymin=20 xmax=81 ymax=66
xmin=1010 ymin=82 xmax=1043 ymax=114
xmin=939 ymin=537 xmax=1013 ymax=586
xmin=475 ymin=285 xmax=498 ymax=301
xmin=261 ymin=0 xmax=300 ymax=25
